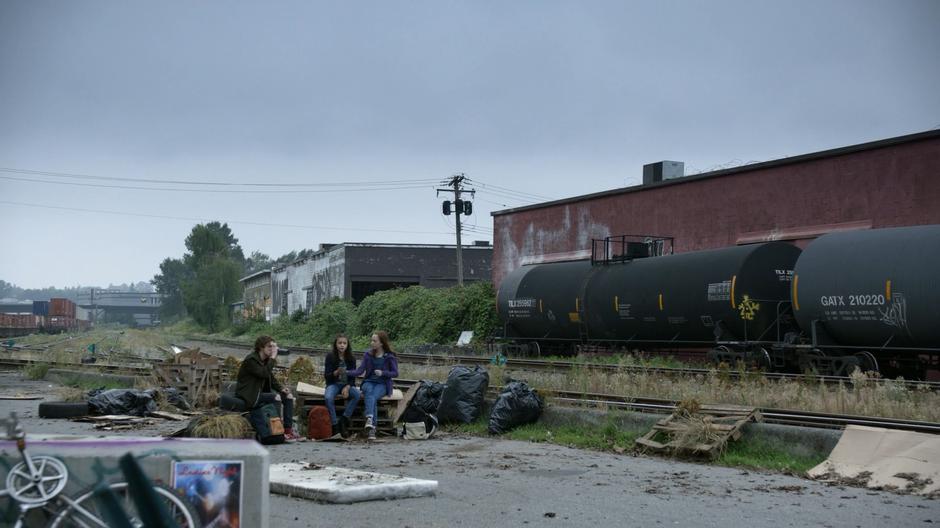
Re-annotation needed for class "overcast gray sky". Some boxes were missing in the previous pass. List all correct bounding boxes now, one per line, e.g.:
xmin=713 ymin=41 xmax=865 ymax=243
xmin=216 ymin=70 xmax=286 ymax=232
xmin=1 ymin=0 xmax=938 ymax=289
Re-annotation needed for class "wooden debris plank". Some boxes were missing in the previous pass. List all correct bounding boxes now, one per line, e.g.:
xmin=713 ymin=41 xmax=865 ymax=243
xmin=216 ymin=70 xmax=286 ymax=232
xmin=87 ymin=415 xmax=139 ymax=421
xmin=150 ymin=411 xmax=188 ymax=421
xmin=392 ymin=382 xmax=420 ymax=424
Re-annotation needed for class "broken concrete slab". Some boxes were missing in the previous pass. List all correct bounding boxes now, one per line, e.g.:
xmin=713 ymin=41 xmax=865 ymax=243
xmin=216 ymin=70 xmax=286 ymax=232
xmin=808 ymin=425 xmax=940 ymax=496
xmin=269 ymin=462 xmax=437 ymax=504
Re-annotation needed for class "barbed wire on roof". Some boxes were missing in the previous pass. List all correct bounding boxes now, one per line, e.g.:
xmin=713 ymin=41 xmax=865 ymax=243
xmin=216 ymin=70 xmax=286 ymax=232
xmin=687 ymin=158 xmax=765 ymax=176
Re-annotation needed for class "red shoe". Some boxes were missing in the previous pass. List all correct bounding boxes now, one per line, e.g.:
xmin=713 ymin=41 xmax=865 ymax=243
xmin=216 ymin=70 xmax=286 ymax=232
xmin=284 ymin=428 xmax=303 ymax=442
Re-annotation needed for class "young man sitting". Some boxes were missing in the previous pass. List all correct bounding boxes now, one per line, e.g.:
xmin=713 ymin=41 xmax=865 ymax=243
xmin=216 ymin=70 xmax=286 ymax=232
xmin=235 ymin=335 xmax=301 ymax=442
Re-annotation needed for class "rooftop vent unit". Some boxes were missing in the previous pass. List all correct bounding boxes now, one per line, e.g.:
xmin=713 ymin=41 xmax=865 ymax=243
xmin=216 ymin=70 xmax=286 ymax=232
xmin=473 ymin=240 xmax=491 ymax=247
xmin=643 ymin=161 xmax=684 ymax=185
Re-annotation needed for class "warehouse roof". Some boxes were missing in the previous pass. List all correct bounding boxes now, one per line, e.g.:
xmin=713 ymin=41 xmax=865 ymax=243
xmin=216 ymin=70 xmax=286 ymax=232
xmin=491 ymin=129 xmax=940 ymax=216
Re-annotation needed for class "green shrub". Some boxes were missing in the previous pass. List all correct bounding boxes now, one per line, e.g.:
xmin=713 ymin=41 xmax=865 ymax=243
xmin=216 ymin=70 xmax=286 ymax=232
xmin=356 ymin=283 xmax=498 ymax=344
xmin=306 ymin=298 xmax=359 ymax=344
xmin=214 ymin=282 xmax=497 ymax=348
xmin=23 ymin=362 xmax=50 ymax=380
xmin=269 ymin=312 xmax=313 ymax=345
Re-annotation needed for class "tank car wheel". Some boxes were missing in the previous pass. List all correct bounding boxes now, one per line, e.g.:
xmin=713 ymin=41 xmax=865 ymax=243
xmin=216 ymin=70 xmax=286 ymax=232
xmin=853 ymin=351 xmax=879 ymax=375
xmin=708 ymin=345 xmax=733 ymax=366
xmin=753 ymin=347 xmax=772 ymax=370
xmin=528 ymin=341 xmax=541 ymax=357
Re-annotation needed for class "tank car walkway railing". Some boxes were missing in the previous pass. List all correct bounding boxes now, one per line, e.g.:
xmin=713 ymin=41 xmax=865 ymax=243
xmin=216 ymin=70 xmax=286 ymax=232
xmin=590 ymin=234 xmax=674 ymax=265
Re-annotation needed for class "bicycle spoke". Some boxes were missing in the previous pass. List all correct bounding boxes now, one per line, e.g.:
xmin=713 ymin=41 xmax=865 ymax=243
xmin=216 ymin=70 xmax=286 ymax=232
xmin=17 ymin=481 xmax=37 ymax=495
xmin=38 ymin=458 xmax=47 ymax=474
xmin=13 ymin=468 xmax=32 ymax=480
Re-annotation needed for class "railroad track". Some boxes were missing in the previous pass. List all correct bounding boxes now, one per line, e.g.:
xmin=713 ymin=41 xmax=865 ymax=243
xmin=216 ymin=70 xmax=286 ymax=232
xmin=391 ymin=378 xmax=940 ymax=435
xmin=183 ymin=337 xmax=940 ymax=392
xmin=2 ymin=354 xmax=936 ymax=435
xmin=0 ymin=357 xmax=151 ymax=375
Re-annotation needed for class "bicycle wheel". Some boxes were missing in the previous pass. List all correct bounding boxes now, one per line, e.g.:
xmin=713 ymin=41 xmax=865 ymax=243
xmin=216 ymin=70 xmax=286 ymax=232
xmin=49 ymin=481 xmax=201 ymax=528
xmin=5 ymin=455 xmax=69 ymax=505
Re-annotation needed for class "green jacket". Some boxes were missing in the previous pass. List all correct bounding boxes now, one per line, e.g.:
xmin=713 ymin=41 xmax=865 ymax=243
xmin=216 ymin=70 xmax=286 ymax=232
xmin=235 ymin=350 xmax=284 ymax=407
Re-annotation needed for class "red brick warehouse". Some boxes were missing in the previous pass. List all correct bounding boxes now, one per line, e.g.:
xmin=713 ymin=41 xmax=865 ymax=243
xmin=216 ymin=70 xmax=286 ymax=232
xmin=490 ymin=130 xmax=940 ymax=286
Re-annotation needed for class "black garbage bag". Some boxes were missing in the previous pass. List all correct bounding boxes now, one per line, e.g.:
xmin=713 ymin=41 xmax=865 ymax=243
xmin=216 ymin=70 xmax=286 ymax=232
xmin=437 ymin=366 xmax=489 ymax=424
xmin=412 ymin=379 xmax=445 ymax=415
xmin=160 ymin=387 xmax=192 ymax=411
xmin=88 ymin=389 xmax=157 ymax=416
xmin=488 ymin=380 xmax=543 ymax=434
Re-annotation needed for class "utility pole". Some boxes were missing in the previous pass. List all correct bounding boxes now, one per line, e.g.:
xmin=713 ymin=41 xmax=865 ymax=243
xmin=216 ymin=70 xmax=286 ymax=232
xmin=438 ymin=173 xmax=475 ymax=286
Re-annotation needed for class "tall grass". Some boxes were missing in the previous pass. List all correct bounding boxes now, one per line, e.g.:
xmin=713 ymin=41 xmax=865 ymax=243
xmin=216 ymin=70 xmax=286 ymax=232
xmin=23 ymin=362 xmax=50 ymax=380
xmin=398 ymin=363 xmax=940 ymax=422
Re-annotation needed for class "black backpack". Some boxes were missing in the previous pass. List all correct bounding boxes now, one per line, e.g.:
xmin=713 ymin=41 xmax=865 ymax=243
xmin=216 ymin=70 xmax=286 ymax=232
xmin=247 ymin=403 xmax=285 ymax=445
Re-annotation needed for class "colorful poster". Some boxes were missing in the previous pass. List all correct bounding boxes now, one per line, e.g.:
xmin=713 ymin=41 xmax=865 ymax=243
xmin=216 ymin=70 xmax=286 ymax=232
xmin=172 ymin=461 xmax=243 ymax=528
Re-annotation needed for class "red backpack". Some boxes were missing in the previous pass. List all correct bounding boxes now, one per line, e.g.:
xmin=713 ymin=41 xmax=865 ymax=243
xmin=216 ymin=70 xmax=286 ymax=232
xmin=306 ymin=406 xmax=333 ymax=440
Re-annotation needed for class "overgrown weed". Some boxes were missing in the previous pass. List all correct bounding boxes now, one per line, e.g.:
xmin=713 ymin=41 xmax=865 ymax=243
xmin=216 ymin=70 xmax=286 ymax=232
xmin=22 ymin=362 xmax=50 ymax=380
xmin=397 ymin=363 xmax=940 ymax=422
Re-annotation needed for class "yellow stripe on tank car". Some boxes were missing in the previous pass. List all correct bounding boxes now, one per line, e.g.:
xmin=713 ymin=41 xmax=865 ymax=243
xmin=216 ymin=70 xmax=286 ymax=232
xmin=886 ymin=280 xmax=892 ymax=300
xmin=539 ymin=299 xmax=543 ymax=313
xmin=792 ymin=275 xmax=800 ymax=311
xmin=614 ymin=295 xmax=618 ymax=312
xmin=575 ymin=297 xmax=580 ymax=312
xmin=730 ymin=275 xmax=737 ymax=309
xmin=658 ymin=293 xmax=664 ymax=311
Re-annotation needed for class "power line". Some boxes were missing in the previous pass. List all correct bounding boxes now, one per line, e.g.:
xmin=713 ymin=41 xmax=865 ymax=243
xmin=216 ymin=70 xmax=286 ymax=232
xmin=0 ymin=167 xmax=439 ymax=188
xmin=0 ymin=175 xmax=432 ymax=194
xmin=467 ymin=178 xmax=554 ymax=202
xmin=475 ymin=197 xmax=526 ymax=209
xmin=0 ymin=200 xmax=453 ymax=236
xmin=474 ymin=189 xmax=539 ymax=206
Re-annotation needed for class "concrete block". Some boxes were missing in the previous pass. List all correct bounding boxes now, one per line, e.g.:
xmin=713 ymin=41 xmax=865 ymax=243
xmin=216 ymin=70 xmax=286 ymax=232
xmin=0 ymin=434 xmax=269 ymax=528
xmin=269 ymin=462 xmax=437 ymax=504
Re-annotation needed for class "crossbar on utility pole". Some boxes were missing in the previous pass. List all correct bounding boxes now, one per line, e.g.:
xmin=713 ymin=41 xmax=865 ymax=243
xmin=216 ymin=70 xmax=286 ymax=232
xmin=437 ymin=173 xmax=475 ymax=286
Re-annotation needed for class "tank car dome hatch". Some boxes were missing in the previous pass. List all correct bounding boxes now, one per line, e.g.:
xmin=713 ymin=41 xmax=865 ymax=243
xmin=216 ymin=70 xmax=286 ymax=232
xmin=792 ymin=224 xmax=940 ymax=350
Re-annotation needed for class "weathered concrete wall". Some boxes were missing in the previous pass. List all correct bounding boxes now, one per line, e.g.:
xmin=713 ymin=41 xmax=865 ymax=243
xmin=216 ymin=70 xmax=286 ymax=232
xmin=270 ymin=272 xmax=289 ymax=317
xmin=306 ymin=246 xmax=347 ymax=308
xmin=492 ymin=132 xmax=940 ymax=285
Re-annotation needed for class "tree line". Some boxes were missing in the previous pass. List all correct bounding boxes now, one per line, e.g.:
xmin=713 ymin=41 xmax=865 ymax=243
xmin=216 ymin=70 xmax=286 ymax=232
xmin=152 ymin=222 xmax=315 ymax=331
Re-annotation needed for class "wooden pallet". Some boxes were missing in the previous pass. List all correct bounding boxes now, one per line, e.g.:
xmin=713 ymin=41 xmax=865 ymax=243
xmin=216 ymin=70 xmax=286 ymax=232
xmin=154 ymin=348 xmax=222 ymax=404
xmin=296 ymin=382 xmax=403 ymax=437
xmin=636 ymin=404 xmax=762 ymax=458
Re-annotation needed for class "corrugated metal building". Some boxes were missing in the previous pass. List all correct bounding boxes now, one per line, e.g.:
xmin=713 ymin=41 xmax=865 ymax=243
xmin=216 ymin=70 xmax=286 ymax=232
xmin=240 ymin=269 xmax=274 ymax=320
xmin=491 ymin=130 xmax=940 ymax=285
xmin=260 ymin=242 xmax=492 ymax=317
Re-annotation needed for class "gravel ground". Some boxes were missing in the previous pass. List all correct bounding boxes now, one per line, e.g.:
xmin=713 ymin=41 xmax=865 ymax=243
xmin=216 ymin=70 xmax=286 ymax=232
xmin=0 ymin=370 xmax=936 ymax=527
